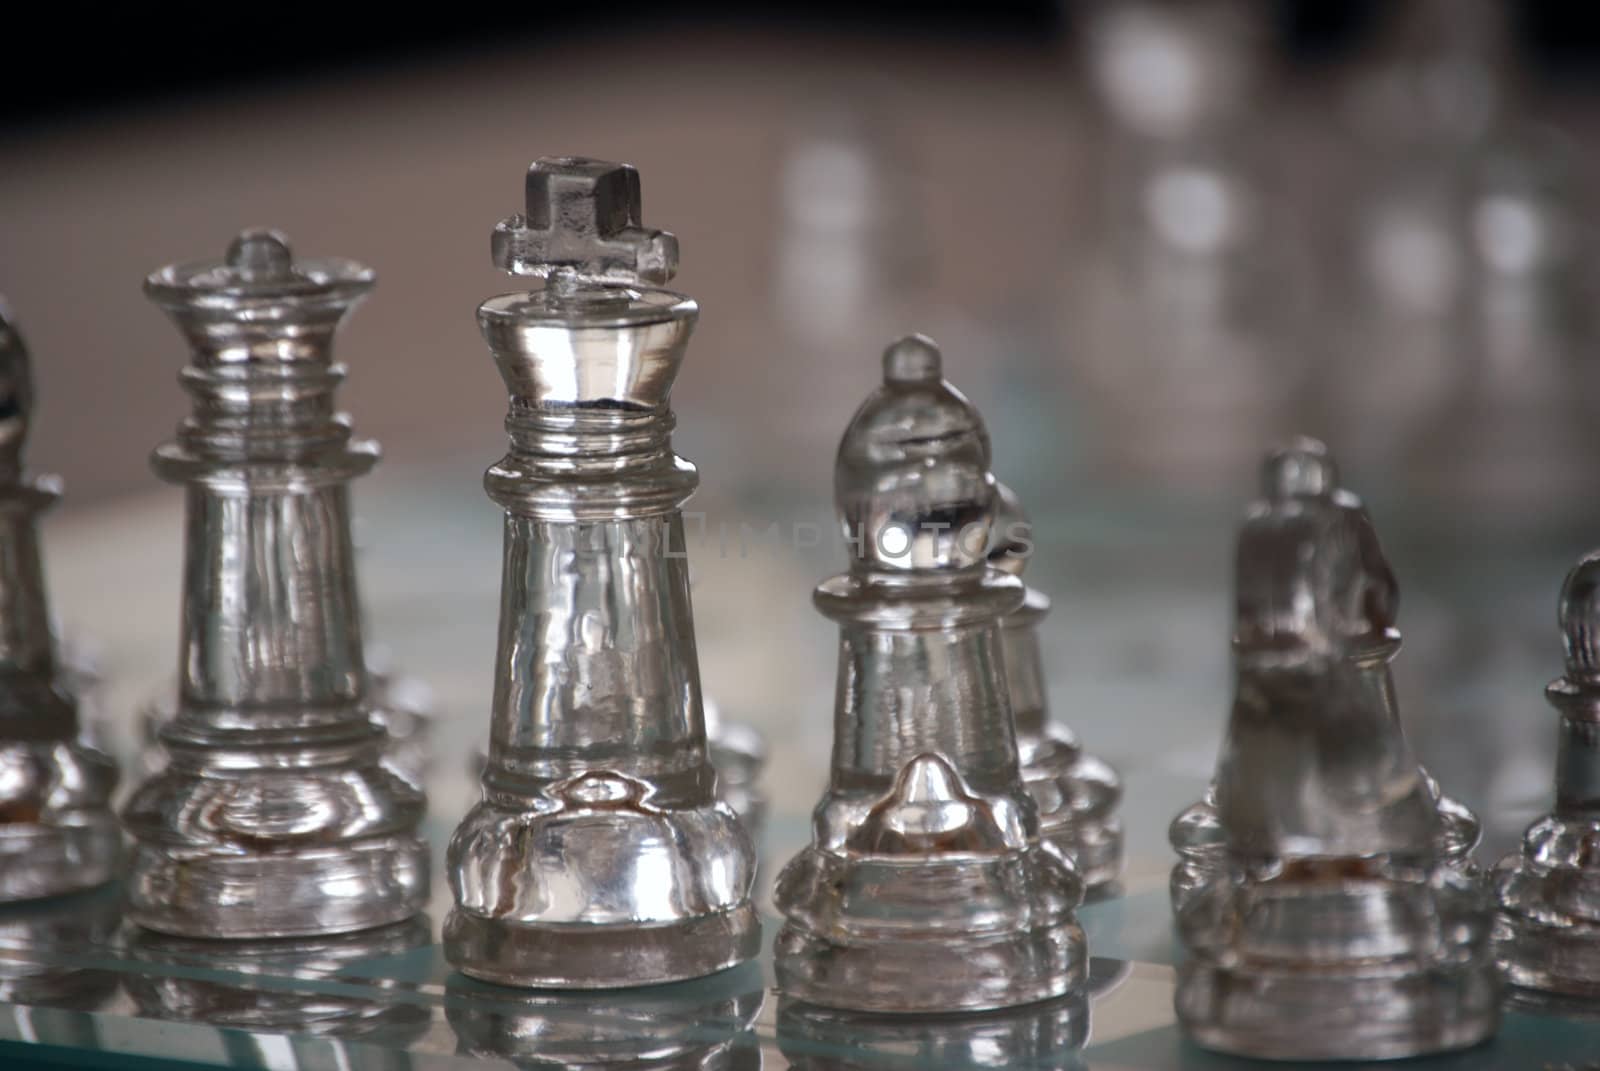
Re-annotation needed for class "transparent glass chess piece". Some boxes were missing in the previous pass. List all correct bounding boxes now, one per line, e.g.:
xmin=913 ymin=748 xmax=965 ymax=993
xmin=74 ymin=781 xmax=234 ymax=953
xmin=1319 ymin=0 xmax=1582 ymax=482
xmin=1170 ymin=439 xmax=1481 ymax=896
xmin=1170 ymin=439 xmax=1499 ymax=1060
xmin=123 ymin=916 xmax=432 ymax=1048
xmin=120 ymin=231 xmax=430 ymax=939
xmin=444 ymin=158 xmax=758 ymax=988
xmin=448 ymin=961 xmax=764 ymax=1069
xmin=1069 ymin=0 xmax=1309 ymax=487
xmin=987 ymin=482 xmax=1122 ymax=892
xmin=0 ymin=302 xmax=120 ymax=903
xmin=1494 ymin=550 xmax=1600 ymax=1000
xmin=772 ymin=335 xmax=1085 ymax=1013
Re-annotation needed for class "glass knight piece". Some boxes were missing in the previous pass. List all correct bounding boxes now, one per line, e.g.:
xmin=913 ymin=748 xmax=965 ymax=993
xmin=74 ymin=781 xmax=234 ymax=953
xmin=773 ymin=335 xmax=1085 ymax=1013
xmin=1170 ymin=438 xmax=1480 ymax=893
xmin=989 ymin=482 xmax=1122 ymax=891
xmin=1494 ymin=549 xmax=1600 ymax=999
xmin=0 ymin=302 xmax=120 ymax=903
xmin=444 ymin=157 xmax=758 ymax=987
xmin=122 ymin=231 xmax=430 ymax=938
xmin=1171 ymin=440 xmax=1498 ymax=1060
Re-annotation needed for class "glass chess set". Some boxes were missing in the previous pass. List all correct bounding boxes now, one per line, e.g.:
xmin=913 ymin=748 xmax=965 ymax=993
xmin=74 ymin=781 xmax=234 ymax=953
xmin=1 ymin=149 xmax=1600 ymax=1071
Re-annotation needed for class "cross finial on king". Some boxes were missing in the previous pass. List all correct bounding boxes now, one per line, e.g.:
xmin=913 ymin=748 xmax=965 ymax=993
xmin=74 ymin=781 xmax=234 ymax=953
xmin=491 ymin=157 xmax=679 ymax=288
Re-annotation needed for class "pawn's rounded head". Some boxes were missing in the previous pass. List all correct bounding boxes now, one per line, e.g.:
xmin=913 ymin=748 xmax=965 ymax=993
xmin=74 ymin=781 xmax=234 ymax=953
xmin=1559 ymin=550 xmax=1600 ymax=681
xmin=1261 ymin=436 xmax=1339 ymax=500
xmin=836 ymin=335 xmax=995 ymax=572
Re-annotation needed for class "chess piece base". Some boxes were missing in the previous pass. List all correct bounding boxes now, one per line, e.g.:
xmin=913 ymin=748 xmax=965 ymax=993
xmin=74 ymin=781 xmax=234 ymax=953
xmin=126 ymin=832 xmax=430 ymax=939
xmin=1176 ymin=958 xmax=1499 ymax=1061
xmin=445 ymin=906 xmax=761 ymax=989
xmin=774 ymin=846 xmax=1087 ymax=1014
xmin=0 ymin=740 xmax=120 ymax=903
xmin=1493 ymin=826 xmax=1600 ymax=998
xmin=446 ymin=787 xmax=758 ymax=988
xmin=1495 ymin=909 xmax=1600 ymax=998
xmin=0 ymin=820 xmax=120 ymax=903
xmin=1025 ymin=739 xmax=1123 ymax=891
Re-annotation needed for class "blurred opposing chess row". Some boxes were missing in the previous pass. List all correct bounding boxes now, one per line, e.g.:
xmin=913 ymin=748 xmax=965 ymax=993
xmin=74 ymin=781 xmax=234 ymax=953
xmin=6 ymin=0 xmax=1596 ymax=530
xmin=758 ymin=0 xmax=1599 ymax=523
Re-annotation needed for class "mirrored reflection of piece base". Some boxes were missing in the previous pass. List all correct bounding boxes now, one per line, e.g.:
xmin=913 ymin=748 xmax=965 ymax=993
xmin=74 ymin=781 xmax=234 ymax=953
xmin=1175 ymin=958 xmax=1500 ymax=1061
xmin=126 ymin=835 xmax=429 ymax=940
xmin=774 ymin=919 xmax=1087 ymax=1015
xmin=777 ymin=991 xmax=1090 ymax=1070
xmin=125 ymin=916 xmax=435 ymax=1044
xmin=1495 ymin=910 xmax=1600 ymax=999
xmin=448 ymin=961 xmax=766 ymax=1068
xmin=445 ymin=905 xmax=762 ymax=989
xmin=0 ymin=820 xmax=121 ymax=903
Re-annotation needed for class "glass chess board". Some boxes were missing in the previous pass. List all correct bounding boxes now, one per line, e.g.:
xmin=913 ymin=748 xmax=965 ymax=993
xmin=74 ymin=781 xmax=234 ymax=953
xmin=9 ymin=455 xmax=1600 ymax=1069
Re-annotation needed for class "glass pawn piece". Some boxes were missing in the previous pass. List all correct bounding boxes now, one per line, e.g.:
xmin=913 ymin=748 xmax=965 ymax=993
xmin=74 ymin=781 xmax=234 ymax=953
xmin=0 ymin=302 xmax=120 ymax=903
xmin=445 ymin=157 xmax=758 ymax=987
xmin=773 ymin=334 xmax=1086 ymax=1013
xmin=122 ymin=231 xmax=430 ymax=938
xmin=1493 ymin=549 xmax=1600 ymax=1000
xmin=988 ymin=482 xmax=1123 ymax=891
xmin=1171 ymin=439 xmax=1498 ymax=1060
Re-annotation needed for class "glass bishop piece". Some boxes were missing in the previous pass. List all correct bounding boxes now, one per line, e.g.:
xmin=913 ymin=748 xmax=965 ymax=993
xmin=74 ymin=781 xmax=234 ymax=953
xmin=1171 ymin=439 xmax=1498 ymax=1060
xmin=445 ymin=157 xmax=758 ymax=987
xmin=989 ymin=482 xmax=1123 ymax=891
xmin=122 ymin=231 xmax=429 ymax=938
xmin=773 ymin=335 xmax=1085 ymax=1013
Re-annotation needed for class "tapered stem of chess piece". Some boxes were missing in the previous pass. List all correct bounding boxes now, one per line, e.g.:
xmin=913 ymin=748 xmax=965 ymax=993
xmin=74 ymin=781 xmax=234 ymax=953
xmin=0 ymin=304 xmax=120 ymax=903
xmin=988 ymin=483 xmax=1123 ymax=891
xmin=1493 ymin=550 xmax=1600 ymax=999
xmin=773 ymin=335 xmax=1085 ymax=1013
xmin=445 ymin=157 xmax=758 ymax=988
xmin=121 ymin=231 xmax=429 ymax=938
xmin=1170 ymin=438 xmax=1480 ymax=900
xmin=1171 ymin=440 xmax=1498 ymax=1060
xmin=135 ymin=544 xmax=437 ymax=784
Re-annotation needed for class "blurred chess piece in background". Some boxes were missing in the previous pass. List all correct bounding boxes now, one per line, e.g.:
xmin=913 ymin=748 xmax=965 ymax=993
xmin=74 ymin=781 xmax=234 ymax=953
xmin=1064 ymin=0 xmax=1311 ymax=490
